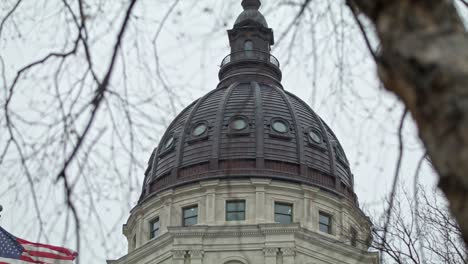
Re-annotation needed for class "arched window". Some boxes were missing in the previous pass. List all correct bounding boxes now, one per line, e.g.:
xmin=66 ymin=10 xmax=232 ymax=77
xmin=225 ymin=261 xmax=244 ymax=264
xmin=244 ymin=40 xmax=253 ymax=57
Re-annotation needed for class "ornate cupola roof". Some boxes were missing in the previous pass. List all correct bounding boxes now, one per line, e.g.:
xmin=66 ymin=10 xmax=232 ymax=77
xmin=219 ymin=0 xmax=281 ymax=85
xmin=139 ymin=1 xmax=357 ymax=207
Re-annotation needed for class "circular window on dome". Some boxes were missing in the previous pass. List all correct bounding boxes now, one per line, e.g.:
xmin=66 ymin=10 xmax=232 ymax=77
xmin=308 ymin=130 xmax=322 ymax=144
xmin=192 ymin=122 xmax=208 ymax=137
xmin=272 ymin=120 xmax=288 ymax=133
xmin=229 ymin=116 xmax=248 ymax=131
xmin=269 ymin=118 xmax=292 ymax=140
xmin=163 ymin=135 xmax=175 ymax=149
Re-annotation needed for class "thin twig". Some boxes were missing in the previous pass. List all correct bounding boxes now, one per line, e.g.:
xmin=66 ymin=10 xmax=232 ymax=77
xmin=381 ymin=108 xmax=408 ymax=260
xmin=347 ymin=0 xmax=378 ymax=61
xmin=0 ymin=0 xmax=23 ymax=37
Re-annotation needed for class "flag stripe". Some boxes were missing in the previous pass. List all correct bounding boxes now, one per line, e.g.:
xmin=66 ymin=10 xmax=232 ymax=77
xmin=22 ymin=251 xmax=75 ymax=261
xmin=21 ymin=245 xmax=72 ymax=259
xmin=16 ymin=240 xmax=76 ymax=257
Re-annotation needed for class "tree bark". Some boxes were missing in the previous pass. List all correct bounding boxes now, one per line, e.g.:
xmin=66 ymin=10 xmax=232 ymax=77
xmin=349 ymin=0 xmax=468 ymax=246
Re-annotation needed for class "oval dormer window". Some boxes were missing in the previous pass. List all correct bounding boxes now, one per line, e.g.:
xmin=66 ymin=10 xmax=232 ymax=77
xmin=164 ymin=135 xmax=174 ymax=149
xmin=230 ymin=117 xmax=248 ymax=131
xmin=244 ymin=40 xmax=253 ymax=57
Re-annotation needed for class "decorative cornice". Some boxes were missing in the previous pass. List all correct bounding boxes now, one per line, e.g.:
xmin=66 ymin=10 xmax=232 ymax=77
xmin=281 ymin=247 xmax=296 ymax=257
xmin=263 ymin=247 xmax=278 ymax=257
xmin=172 ymin=250 xmax=186 ymax=260
xmin=189 ymin=250 xmax=204 ymax=259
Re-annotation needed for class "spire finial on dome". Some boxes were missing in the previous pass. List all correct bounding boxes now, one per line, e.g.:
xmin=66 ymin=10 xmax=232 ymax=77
xmin=241 ymin=0 xmax=261 ymax=10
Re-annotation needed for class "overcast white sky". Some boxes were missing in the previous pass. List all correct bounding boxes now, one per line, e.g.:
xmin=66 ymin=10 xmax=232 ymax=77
xmin=0 ymin=0 xmax=449 ymax=262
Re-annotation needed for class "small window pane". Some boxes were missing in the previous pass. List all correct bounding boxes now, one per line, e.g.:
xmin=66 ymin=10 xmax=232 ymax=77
xmin=275 ymin=203 xmax=292 ymax=215
xmin=275 ymin=202 xmax=292 ymax=224
xmin=183 ymin=206 xmax=198 ymax=218
xmin=272 ymin=120 xmax=288 ymax=133
xmin=184 ymin=217 xmax=198 ymax=226
xmin=309 ymin=130 xmax=322 ymax=143
xmin=183 ymin=206 xmax=198 ymax=226
xmin=192 ymin=123 xmax=207 ymax=136
xmin=150 ymin=218 xmax=160 ymax=239
xmin=226 ymin=200 xmax=246 ymax=221
xmin=319 ymin=212 xmax=331 ymax=234
xmin=275 ymin=214 xmax=292 ymax=224
xmin=244 ymin=40 xmax=253 ymax=51
xmin=164 ymin=136 xmax=174 ymax=149
xmin=226 ymin=212 xmax=245 ymax=221
xmin=230 ymin=118 xmax=248 ymax=130
xmin=319 ymin=214 xmax=330 ymax=225
xmin=226 ymin=201 xmax=245 ymax=211
xmin=320 ymin=223 xmax=330 ymax=233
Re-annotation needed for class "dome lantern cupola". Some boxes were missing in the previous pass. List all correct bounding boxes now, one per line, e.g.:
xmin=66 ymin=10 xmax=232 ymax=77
xmin=219 ymin=0 xmax=281 ymax=84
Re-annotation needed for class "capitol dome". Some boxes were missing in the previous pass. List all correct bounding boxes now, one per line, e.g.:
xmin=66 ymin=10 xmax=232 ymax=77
xmin=110 ymin=1 xmax=379 ymax=263
xmin=141 ymin=81 xmax=356 ymax=204
xmin=140 ymin=3 xmax=356 ymax=206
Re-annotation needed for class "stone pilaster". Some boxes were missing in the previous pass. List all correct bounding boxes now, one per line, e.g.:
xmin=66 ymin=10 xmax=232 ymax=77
xmin=264 ymin=247 xmax=278 ymax=264
xmin=201 ymin=180 xmax=219 ymax=225
xmin=205 ymin=190 xmax=216 ymax=224
xmin=281 ymin=248 xmax=295 ymax=264
xmin=189 ymin=250 xmax=204 ymax=264
xmin=162 ymin=198 xmax=173 ymax=233
xmin=171 ymin=250 xmax=186 ymax=264
xmin=255 ymin=186 xmax=266 ymax=223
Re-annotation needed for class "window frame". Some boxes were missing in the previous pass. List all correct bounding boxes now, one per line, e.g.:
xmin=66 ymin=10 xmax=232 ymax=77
xmin=182 ymin=204 xmax=198 ymax=227
xmin=274 ymin=202 xmax=293 ymax=224
xmin=227 ymin=115 xmax=250 ymax=136
xmin=225 ymin=200 xmax=246 ymax=221
xmin=319 ymin=211 xmax=332 ymax=234
xmin=244 ymin=40 xmax=254 ymax=57
xmin=149 ymin=217 xmax=160 ymax=239
xmin=268 ymin=117 xmax=292 ymax=140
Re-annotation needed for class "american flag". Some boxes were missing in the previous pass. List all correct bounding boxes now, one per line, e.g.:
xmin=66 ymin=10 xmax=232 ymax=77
xmin=0 ymin=226 xmax=77 ymax=264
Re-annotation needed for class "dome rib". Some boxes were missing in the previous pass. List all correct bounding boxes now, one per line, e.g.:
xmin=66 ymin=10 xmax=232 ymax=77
xmin=252 ymin=81 xmax=265 ymax=168
xmin=173 ymin=89 xmax=219 ymax=177
xmin=275 ymin=85 xmax=306 ymax=174
xmin=285 ymin=91 xmax=338 ymax=181
xmin=152 ymin=101 xmax=197 ymax=177
xmin=210 ymin=82 xmax=239 ymax=169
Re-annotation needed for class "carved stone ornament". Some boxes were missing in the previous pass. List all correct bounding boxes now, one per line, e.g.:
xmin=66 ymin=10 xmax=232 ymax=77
xmin=263 ymin=247 xmax=278 ymax=257
xmin=281 ymin=247 xmax=296 ymax=256
xmin=189 ymin=250 xmax=204 ymax=259
xmin=172 ymin=250 xmax=186 ymax=259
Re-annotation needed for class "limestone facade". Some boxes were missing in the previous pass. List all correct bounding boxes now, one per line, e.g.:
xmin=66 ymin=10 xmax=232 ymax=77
xmin=108 ymin=178 xmax=379 ymax=264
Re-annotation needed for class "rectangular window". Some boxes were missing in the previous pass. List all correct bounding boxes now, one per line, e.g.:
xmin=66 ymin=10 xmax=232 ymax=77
xmin=183 ymin=205 xmax=198 ymax=226
xmin=149 ymin=217 xmax=160 ymax=239
xmin=350 ymin=227 xmax=358 ymax=246
xmin=132 ymin=234 xmax=136 ymax=249
xmin=274 ymin=202 xmax=293 ymax=224
xmin=226 ymin=200 xmax=245 ymax=221
xmin=319 ymin=212 xmax=332 ymax=234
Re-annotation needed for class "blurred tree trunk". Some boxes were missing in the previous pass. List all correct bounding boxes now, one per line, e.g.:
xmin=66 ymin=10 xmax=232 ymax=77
xmin=349 ymin=0 xmax=468 ymax=245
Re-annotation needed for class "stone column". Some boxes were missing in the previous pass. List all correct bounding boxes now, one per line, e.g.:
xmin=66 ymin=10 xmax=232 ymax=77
xmin=281 ymin=248 xmax=295 ymax=264
xmin=172 ymin=250 xmax=186 ymax=264
xmin=264 ymin=247 xmax=278 ymax=264
xmin=189 ymin=250 xmax=204 ymax=264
